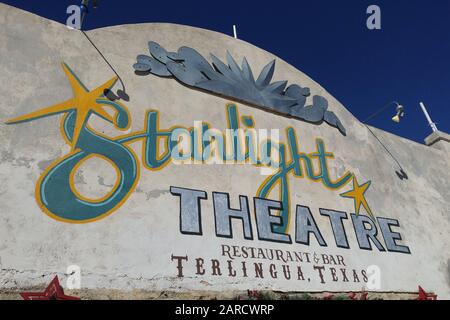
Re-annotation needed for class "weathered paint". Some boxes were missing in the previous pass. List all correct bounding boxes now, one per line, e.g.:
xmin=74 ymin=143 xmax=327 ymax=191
xmin=0 ymin=4 xmax=449 ymax=299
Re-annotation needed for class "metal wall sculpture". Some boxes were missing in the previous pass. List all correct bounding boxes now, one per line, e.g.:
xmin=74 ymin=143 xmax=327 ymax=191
xmin=133 ymin=41 xmax=346 ymax=135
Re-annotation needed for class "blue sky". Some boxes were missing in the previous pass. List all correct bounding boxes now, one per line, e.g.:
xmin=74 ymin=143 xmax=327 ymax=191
xmin=2 ymin=0 xmax=449 ymax=144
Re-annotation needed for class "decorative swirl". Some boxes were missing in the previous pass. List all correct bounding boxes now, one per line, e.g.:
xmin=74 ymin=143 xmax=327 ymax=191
xmin=37 ymin=108 xmax=139 ymax=223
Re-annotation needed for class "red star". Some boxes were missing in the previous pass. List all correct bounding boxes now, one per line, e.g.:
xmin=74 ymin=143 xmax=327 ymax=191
xmin=20 ymin=276 xmax=80 ymax=300
xmin=417 ymin=286 xmax=437 ymax=300
xmin=348 ymin=292 xmax=369 ymax=300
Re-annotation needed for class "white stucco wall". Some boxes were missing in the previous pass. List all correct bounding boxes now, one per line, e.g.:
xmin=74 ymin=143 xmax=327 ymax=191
xmin=0 ymin=4 xmax=449 ymax=298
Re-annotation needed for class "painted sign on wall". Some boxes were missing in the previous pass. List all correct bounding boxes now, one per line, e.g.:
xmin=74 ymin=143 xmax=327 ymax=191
xmin=2 ymin=7 xmax=449 ymax=297
xmin=6 ymin=59 xmax=411 ymax=287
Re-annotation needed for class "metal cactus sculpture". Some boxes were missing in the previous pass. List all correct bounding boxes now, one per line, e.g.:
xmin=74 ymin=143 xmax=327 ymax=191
xmin=133 ymin=41 xmax=346 ymax=135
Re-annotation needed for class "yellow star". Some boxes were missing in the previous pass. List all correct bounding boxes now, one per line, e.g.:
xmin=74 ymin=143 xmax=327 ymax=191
xmin=340 ymin=176 xmax=374 ymax=218
xmin=5 ymin=63 xmax=118 ymax=150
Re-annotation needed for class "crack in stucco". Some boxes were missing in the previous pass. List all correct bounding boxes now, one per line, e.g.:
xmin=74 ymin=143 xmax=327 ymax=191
xmin=74 ymin=171 xmax=87 ymax=185
xmin=135 ymin=187 xmax=170 ymax=200
xmin=0 ymin=268 xmax=182 ymax=285
xmin=98 ymin=176 xmax=114 ymax=188
xmin=1 ymin=151 xmax=35 ymax=168
xmin=146 ymin=189 xmax=170 ymax=200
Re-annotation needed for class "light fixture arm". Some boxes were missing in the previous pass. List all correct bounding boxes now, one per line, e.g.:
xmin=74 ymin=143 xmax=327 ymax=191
xmin=364 ymin=124 xmax=405 ymax=171
xmin=77 ymin=0 xmax=129 ymax=101
xmin=362 ymin=101 xmax=407 ymax=179
xmin=80 ymin=0 xmax=90 ymax=28
xmin=363 ymin=101 xmax=401 ymax=123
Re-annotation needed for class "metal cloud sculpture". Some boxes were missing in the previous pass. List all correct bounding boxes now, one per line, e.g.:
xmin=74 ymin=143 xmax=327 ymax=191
xmin=133 ymin=41 xmax=346 ymax=135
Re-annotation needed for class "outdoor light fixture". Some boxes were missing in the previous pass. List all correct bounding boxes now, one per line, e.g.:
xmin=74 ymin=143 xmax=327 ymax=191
xmin=392 ymin=104 xmax=405 ymax=123
xmin=78 ymin=0 xmax=129 ymax=101
xmin=364 ymin=101 xmax=405 ymax=123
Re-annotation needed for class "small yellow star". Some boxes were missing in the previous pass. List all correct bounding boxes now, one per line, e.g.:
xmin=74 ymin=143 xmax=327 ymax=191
xmin=6 ymin=63 xmax=118 ymax=150
xmin=340 ymin=176 xmax=374 ymax=218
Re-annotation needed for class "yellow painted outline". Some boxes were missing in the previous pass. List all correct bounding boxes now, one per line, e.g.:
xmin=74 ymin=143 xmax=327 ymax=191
xmin=39 ymin=113 xmax=140 ymax=224
xmin=35 ymin=146 xmax=140 ymax=224
xmin=256 ymin=169 xmax=292 ymax=233
xmin=69 ymin=153 xmax=121 ymax=203
xmin=36 ymin=97 xmax=355 ymax=225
